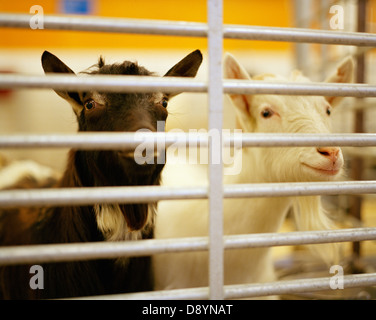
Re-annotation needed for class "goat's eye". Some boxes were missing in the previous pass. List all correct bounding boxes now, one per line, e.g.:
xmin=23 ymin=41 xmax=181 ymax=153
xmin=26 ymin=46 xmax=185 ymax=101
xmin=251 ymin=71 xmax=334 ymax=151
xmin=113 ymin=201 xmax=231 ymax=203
xmin=261 ymin=108 xmax=274 ymax=118
xmin=84 ymin=100 xmax=96 ymax=110
xmin=326 ymin=106 xmax=331 ymax=116
xmin=161 ymin=99 xmax=168 ymax=108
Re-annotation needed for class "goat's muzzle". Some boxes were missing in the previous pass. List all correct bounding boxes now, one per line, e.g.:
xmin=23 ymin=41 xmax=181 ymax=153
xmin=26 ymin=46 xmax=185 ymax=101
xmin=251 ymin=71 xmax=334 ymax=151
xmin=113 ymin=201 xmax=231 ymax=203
xmin=117 ymin=148 xmax=166 ymax=175
xmin=301 ymin=146 xmax=343 ymax=178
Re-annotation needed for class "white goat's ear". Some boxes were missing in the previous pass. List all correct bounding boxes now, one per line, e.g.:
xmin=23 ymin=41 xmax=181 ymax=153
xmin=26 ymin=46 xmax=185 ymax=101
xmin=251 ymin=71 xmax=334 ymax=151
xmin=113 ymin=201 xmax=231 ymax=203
xmin=324 ymin=56 xmax=354 ymax=107
xmin=41 ymin=51 xmax=83 ymax=115
xmin=223 ymin=53 xmax=252 ymax=117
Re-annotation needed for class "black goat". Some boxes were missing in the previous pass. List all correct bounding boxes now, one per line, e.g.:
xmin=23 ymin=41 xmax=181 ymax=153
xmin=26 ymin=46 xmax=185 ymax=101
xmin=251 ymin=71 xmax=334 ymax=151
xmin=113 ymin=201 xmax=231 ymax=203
xmin=0 ymin=50 xmax=202 ymax=299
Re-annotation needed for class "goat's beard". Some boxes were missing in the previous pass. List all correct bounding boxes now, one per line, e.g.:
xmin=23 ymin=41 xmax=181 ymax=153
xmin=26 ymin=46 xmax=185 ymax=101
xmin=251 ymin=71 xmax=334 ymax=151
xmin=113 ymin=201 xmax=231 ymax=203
xmin=90 ymin=151 xmax=164 ymax=232
xmin=119 ymin=203 xmax=149 ymax=231
xmin=115 ymin=154 xmax=164 ymax=231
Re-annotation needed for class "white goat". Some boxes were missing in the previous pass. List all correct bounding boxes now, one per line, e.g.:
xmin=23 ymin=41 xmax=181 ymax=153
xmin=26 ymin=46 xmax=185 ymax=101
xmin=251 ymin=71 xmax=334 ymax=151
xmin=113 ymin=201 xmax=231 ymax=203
xmin=153 ymin=53 xmax=354 ymax=293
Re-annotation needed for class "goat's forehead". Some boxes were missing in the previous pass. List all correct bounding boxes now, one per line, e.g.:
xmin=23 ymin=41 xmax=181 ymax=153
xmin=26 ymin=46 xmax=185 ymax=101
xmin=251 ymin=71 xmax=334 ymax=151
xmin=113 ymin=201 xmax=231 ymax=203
xmin=90 ymin=60 xmax=153 ymax=76
xmin=253 ymin=71 xmax=311 ymax=82
xmin=252 ymin=94 xmax=328 ymax=112
xmin=87 ymin=91 xmax=161 ymax=105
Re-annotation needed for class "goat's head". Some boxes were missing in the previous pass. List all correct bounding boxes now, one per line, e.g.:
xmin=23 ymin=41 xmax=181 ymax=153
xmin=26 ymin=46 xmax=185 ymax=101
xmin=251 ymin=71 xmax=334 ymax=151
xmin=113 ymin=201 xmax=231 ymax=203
xmin=41 ymin=50 xmax=202 ymax=175
xmin=41 ymin=50 xmax=203 ymax=231
xmin=224 ymin=53 xmax=354 ymax=183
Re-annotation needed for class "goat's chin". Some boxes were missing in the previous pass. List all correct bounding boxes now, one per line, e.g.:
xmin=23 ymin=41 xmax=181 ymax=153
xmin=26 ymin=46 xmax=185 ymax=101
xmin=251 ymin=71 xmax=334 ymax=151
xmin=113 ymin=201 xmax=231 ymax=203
xmin=301 ymin=163 xmax=342 ymax=181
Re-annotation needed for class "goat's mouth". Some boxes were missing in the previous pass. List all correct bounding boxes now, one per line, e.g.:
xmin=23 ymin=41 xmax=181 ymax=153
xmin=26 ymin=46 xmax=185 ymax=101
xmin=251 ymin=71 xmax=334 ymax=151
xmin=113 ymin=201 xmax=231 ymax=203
xmin=117 ymin=150 xmax=165 ymax=172
xmin=302 ymin=163 xmax=341 ymax=177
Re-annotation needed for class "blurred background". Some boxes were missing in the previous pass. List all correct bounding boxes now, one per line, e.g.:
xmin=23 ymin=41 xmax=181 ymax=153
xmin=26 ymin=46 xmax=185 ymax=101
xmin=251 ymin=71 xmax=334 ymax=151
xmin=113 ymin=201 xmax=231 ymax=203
xmin=1 ymin=0 xmax=375 ymax=164
xmin=1 ymin=0 xmax=376 ymax=166
xmin=0 ymin=0 xmax=376 ymax=298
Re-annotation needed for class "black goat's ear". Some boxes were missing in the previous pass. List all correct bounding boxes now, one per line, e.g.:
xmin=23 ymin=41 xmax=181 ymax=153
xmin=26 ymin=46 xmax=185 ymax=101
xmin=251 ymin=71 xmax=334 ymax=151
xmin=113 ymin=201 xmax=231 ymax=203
xmin=41 ymin=51 xmax=83 ymax=114
xmin=163 ymin=49 xmax=203 ymax=98
xmin=164 ymin=49 xmax=203 ymax=78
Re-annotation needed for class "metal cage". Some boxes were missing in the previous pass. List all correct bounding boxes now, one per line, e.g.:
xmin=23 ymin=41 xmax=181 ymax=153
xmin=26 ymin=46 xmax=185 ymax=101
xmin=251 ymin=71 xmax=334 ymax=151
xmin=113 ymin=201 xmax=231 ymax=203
xmin=0 ymin=0 xmax=376 ymax=300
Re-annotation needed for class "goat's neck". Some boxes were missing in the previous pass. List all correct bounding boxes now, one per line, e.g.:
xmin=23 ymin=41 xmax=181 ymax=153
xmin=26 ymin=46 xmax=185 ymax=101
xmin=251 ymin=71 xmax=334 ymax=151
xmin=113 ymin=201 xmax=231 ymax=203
xmin=57 ymin=150 xmax=155 ymax=242
xmin=31 ymin=151 xmax=102 ymax=244
xmin=223 ymin=148 xmax=292 ymax=235
xmin=58 ymin=150 xmax=85 ymax=188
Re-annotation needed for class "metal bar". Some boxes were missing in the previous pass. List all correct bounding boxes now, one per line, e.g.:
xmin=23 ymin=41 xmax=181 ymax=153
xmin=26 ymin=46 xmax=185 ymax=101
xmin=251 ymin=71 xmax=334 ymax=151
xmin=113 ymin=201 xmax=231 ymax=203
xmin=0 ymin=227 xmax=375 ymax=265
xmin=237 ymin=133 xmax=376 ymax=147
xmin=224 ymin=227 xmax=376 ymax=250
xmin=223 ymin=79 xmax=376 ymax=97
xmin=293 ymin=0 xmax=312 ymax=74
xmin=3 ymin=133 xmax=376 ymax=149
xmin=0 ymin=185 xmax=207 ymax=208
xmin=351 ymin=0 xmax=368 ymax=259
xmin=1 ymin=13 xmax=376 ymax=46
xmin=1 ymin=181 xmax=376 ymax=208
xmin=224 ymin=24 xmax=376 ymax=46
xmin=224 ymin=273 xmax=376 ymax=300
xmin=0 ymin=74 xmax=206 ymax=94
xmin=207 ymin=0 xmax=224 ymax=300
xmin=0 ymin=237 xmax=209 ymax=266
xmin=0 ymin=14 xmax=207 ymax=37
xmin=0 ymin=132 xmax=209 ymax=150
xmin=78 ymin=287 xmax=209 ymax=300
xmin=73 ymin=273 xmax=376 ymax=300
xmin=223 ymin=180 xmax=376 ymax=198
xmin=1 ymin=74 xmax=376 ymax=97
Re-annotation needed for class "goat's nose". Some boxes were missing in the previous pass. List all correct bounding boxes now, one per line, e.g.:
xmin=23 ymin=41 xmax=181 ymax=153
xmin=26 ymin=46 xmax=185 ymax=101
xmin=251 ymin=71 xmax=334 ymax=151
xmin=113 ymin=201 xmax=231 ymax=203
xmin=317 ymin=147 xmax=340 ymax=163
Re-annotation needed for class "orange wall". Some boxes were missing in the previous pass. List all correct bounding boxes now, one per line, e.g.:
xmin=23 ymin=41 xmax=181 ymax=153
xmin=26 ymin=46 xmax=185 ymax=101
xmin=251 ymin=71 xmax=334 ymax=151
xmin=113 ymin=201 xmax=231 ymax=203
xmin=0 ymin=0 xmax=292 ymax=50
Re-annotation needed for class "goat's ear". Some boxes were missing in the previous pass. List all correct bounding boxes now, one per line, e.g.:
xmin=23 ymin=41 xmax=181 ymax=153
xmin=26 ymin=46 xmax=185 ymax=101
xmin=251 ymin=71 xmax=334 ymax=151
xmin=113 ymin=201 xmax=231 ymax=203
xmin=223 ymin=52 xmax=252 ymax=117
xmin=163 ymin=49 xmax=203 ymax=98
xmin=41 ymin=51 xmax=83 ymax=114
xmin=324 ymin=56 xmax=354 ymax=107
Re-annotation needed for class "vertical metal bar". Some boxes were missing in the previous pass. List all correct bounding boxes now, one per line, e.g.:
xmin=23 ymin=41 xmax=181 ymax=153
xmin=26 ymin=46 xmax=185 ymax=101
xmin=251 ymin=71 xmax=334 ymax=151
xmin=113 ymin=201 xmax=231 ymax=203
xmin=207 ymin=0 xmax=224 ymax=300
xmin=293 ymin=0 xmax=312 ymax=75
xmin=320 ymin=0 xmax=329 ymax=80
xmin=351 ymin=0 xmax=367 ymax=259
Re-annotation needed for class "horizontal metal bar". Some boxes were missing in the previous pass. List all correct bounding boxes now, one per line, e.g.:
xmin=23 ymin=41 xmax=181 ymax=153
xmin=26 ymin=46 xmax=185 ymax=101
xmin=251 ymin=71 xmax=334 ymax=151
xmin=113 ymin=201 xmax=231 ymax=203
xmin=224 ymin=180 xmax=376 ymax=198
xmin=1 ymin=181 xmax=376 ymax=208
xmin=1 ymin=74 xmax=376 ymax=98
xmin=224 ymin=24 xmax=376 ymax=46
xmin=0 ymin=185 xmax=206 ymax=207
xmin=0 ymin=14 xmax=207 ymax=37
xmin=224 ymin=79 xmax=376 ymax=98
xmin=0 ymin=227 xmax=375 ymax=266
xmin=0 ymin=237 xmax=208 ymax=266
xmin=2 ymin=133 xmax=376 ymax=149
xmin=0 ymin=75 xmax=206 ymax=94
xmin=74 ymin=273 xmax=376 ymax=300
xmin=1 ymin=14 xmax=376 ymax=46
xmin=0 ymin=132 xmax=209 ymax=150
xmin=235 ymin=133 xmax=376 ymax=147
xmin=224 ymin=227 xmax=376 ymax=250
xmin=224 ymin=272 xmax=376 ymax=300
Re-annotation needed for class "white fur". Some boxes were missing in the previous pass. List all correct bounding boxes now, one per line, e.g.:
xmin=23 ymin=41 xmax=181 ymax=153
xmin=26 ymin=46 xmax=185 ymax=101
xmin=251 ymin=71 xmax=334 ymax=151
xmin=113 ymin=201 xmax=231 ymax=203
xmin=95 ymin=204 xmax=155 ymax=242
xmin=95 ymin=204 xmax=155 ymax=265
xmin=153 ymin=54 xmax=354 ymax=292
xmin=0 ymin=159 xmax=59 ymax=190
